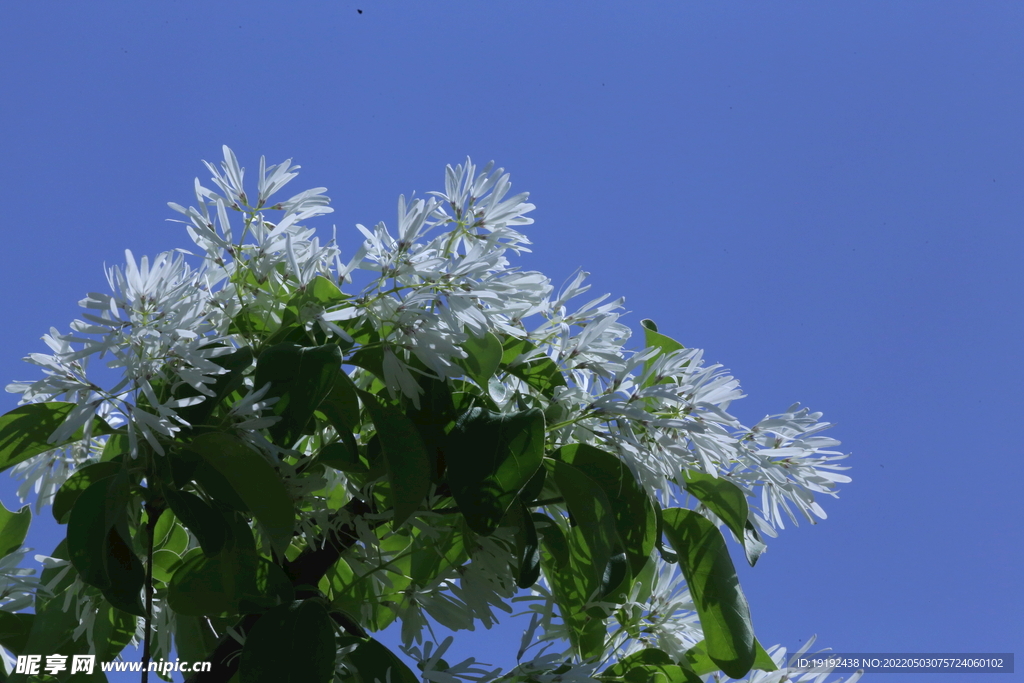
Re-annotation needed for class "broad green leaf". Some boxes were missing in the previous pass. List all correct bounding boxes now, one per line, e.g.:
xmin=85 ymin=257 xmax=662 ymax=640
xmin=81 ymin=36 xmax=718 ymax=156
xmin=661 ymin=508 xmax=755 ymax=679
xmin=254 ymin=342 xmax=343 ymax=446
xmin=345 ymin=638 xmax=419 ymax=683
xmin=603 ymin=648 xmax=674 ymax=677
xmin=500 ymin=339 xmax=566 ymax=396
xmin=0 ymin=612 xmax=33 ymax=654
xmin=552 ymin=460 xmax=622 ymax=597
xmin=307 ymin=275 xmax=348 ymax=306
xmin=555 ymin=443 xmax=656 ymax=575
xmin=189 ymin=432 xmax=294 ymax=556
xmin=405 ymin=376 xmax=459 ymax=484
xmin=318 ymin=371 xmax=361 ymax=434
xmin=640 ymin=319 xmax=685 ymax=385
xmin=537 ymin=517 xmax=606 ymax=659
xmin=459 ymin=332 xmax=503 ymax=388
xmin=101 ymin=524 xmax=147 ymax=617
xmin=317 ymin=441 xmax=366 ymax=473
xmin=90 ymin=603 xmax=136 ymax=663
xmin=175 ymin=614 xmax=221 ymax=663
xmin=163 ymin=489 xmax=228 ymax=557
xmin=0 ymin=403 xmax=108 ymax=473
xmin=533 ymin=513 xmax=569 ymax=568
xmin=52 ymin=461 xmax=121 ymax=524
xmin=603 ymin=649 xmax=703 ymax=683
xmin=445 ymin=408 xmax=545 ymax=535
xmin=0 ymin=502 xmax=30 ymax=558
xmin=151 ymin=548 xmax=181 ymax=583
xmin=519 ymin=465 xmax=547 ymax=503
xmin=100 ymin=433 xmax=130 ymax=462
xmin=240 ymin=599 xmax=337 ymax=683
xmin=158 ymin=518 xmax=190 ymax=555
xmin=193 ymin=459 xmax=249 ymax=512
xmin=640 ymin=319 xmax=684 ymax=355
xmin=357 ymin=390 xmax=432 ymax=528
xmin=752 ymin=640 xmax=779 ymax=672
xmin=683 ymin=639 xmax=777 ymax=675
xmin=67 ymin=476 xmax=118 ymax=590
xmin=505 ymin=499 xmax=541 ymax=588
xmin=681 ymin=470 xmax=749 ymax=544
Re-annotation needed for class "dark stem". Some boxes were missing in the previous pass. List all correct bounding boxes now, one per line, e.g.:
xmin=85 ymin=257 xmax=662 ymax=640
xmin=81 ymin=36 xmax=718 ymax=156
xmin=140 ymin=501 xmax=160 ymax=683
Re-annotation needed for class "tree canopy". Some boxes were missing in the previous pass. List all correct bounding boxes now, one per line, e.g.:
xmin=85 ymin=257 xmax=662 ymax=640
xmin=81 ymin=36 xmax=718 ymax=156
xmin=0 ymin=148 xmax=858 ymax=683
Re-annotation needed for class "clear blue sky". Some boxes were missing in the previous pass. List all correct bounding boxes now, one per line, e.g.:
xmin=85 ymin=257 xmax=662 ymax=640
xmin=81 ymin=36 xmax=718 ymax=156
xmin=1 ymin=3 xmax=1021 ymax=682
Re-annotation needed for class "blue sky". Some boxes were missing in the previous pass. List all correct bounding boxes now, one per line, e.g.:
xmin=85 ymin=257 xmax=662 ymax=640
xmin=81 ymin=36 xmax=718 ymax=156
xmin=1 ymin=3 xmax=1021 ymax=682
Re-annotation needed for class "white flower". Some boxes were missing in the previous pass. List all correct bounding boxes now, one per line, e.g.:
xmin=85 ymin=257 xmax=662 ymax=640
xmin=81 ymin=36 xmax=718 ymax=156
xmin=0 ymin=548 xmax=39 ymax=612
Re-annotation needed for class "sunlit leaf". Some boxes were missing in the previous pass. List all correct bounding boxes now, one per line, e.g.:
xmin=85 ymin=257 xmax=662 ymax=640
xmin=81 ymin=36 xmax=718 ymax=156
xmin=662 ymin=508 xmax=755 ymax=679
xmin=0 ymin=501 xmax=30 ymax=558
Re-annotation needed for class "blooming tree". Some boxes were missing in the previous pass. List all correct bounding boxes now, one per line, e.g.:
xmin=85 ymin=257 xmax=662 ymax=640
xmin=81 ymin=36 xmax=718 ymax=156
xmin=0 ymin=149 xmax=860 ymax=683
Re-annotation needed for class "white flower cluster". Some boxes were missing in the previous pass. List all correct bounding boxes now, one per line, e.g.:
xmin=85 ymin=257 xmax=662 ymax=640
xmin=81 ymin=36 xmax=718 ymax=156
xmin=3 ymin=148 xmax=854 ymax=681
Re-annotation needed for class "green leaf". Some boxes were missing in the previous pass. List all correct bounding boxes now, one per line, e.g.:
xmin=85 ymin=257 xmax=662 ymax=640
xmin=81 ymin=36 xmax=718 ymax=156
xmin=52 ymin=461 xmax=121 ymax=524
xmin=163 ymin=489 xmax=229 ymax=557
xmin=188 ymin=433 xmax=295 ymax=556
xmin=90 ymin=603 xmax=136 ymax=662
xmin=500 ymin=339 xmax=566 ymax=396
xmin=641 ymin=319 xmax=684 ymax=356
xmin=603 ymin=648 xmax=703 ymax=683
xmin=67 ymin=476 xmax=118 ymax=590
xmin=193 ymin=460 xmax=249 ymax=512
xmin=459 ymin=332 xmax=503 ymax=388
xmin=552 ymin=460 xmax=622 ymax=597
xmin=345 ymin=638 xmax=419 ymax=683
xmin=533 ymin=513 xmax=569 ymax=568
xmin=444 ymin=407 xmax=545 ymax=535
xmin=752 ymin=640 xmax=779 ymax=672
xmin=661 ymin=508 xmax=755 ymax=679
xmin=640 ymin=320 xmax=685 ymax=385
xmin=0 ymin=502 xmax=30 ymax=558
xmin=317 ymin=441 xmax=366 ymax=473
xmin=505 ymin=499 xmax=541 ymax=588
xmin=357 ymin=390 xmax=432 ymax=528
xmin=0 ymin=612 xmax=33 ymax=654
xmin=681 ymin=471 xmax=749 ymax=544
xmin=101 ymin=433 xmax=130 ymax=461
xmin=0 ymin=403 xmax=104 ymax=473
xmin=240 ymin=599 xmax=337 ymax=683
xmin=555 ymin=443 xmax=656 ymax=576
xmin=101 ymin=524 xmax=147 ymax=617
xmin=537 ymin=517 xmax=606 ymax=660
xmin=175 ymin=614 xmax=221 ymax=663
xmin=307 ymin=275 xmax=348 ymax=306
xmin=682 ymin=639 xmax=777 ymax=675
xmin=254 ymin=342 xmax=343 ymax=446
xmin=318 ymin=371 xmax=361 ymax=434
